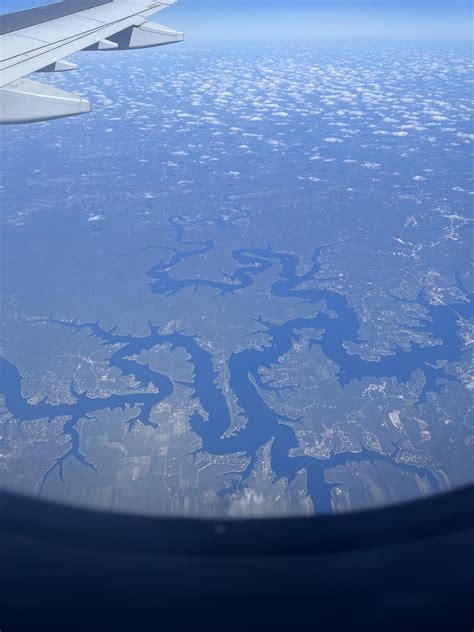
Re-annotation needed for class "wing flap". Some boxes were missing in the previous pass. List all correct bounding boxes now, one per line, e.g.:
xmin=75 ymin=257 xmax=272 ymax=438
xmin=0 ymin=78 xmax=91 ymax=124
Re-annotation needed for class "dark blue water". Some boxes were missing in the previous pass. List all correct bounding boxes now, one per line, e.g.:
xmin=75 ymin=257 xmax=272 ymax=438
xmin=0 ymin=217 xmax=471 ymax=510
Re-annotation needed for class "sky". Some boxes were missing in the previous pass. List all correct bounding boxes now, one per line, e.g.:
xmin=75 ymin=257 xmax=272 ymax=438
xmin=1 ymin=0 xmax=473 ymax=41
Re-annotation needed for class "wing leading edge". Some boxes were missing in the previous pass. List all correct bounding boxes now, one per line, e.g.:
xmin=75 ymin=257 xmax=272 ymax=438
xmin=0 ymin=0 xmax=183 ymax=123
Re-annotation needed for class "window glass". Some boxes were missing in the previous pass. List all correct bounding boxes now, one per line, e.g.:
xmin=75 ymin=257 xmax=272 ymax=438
xmin=0 ymin=2 xmax=472 ymax=518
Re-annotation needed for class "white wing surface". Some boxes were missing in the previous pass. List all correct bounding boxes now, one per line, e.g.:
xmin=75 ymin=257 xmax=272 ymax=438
xmin=0 ymin=0 xmax=183 ymax=123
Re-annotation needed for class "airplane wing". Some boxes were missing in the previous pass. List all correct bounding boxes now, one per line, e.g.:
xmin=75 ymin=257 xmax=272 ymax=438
xmin=0 ymin=0 xmax=183 ymax=123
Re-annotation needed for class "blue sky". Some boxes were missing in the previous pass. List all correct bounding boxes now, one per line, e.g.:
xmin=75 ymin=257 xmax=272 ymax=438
xmin=2 ymin=0 xmax=472 ymax=40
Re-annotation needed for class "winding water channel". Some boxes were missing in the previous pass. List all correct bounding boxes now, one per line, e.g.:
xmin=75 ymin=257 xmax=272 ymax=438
xmin=1 ymin=217 xmax=471 ymax=510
